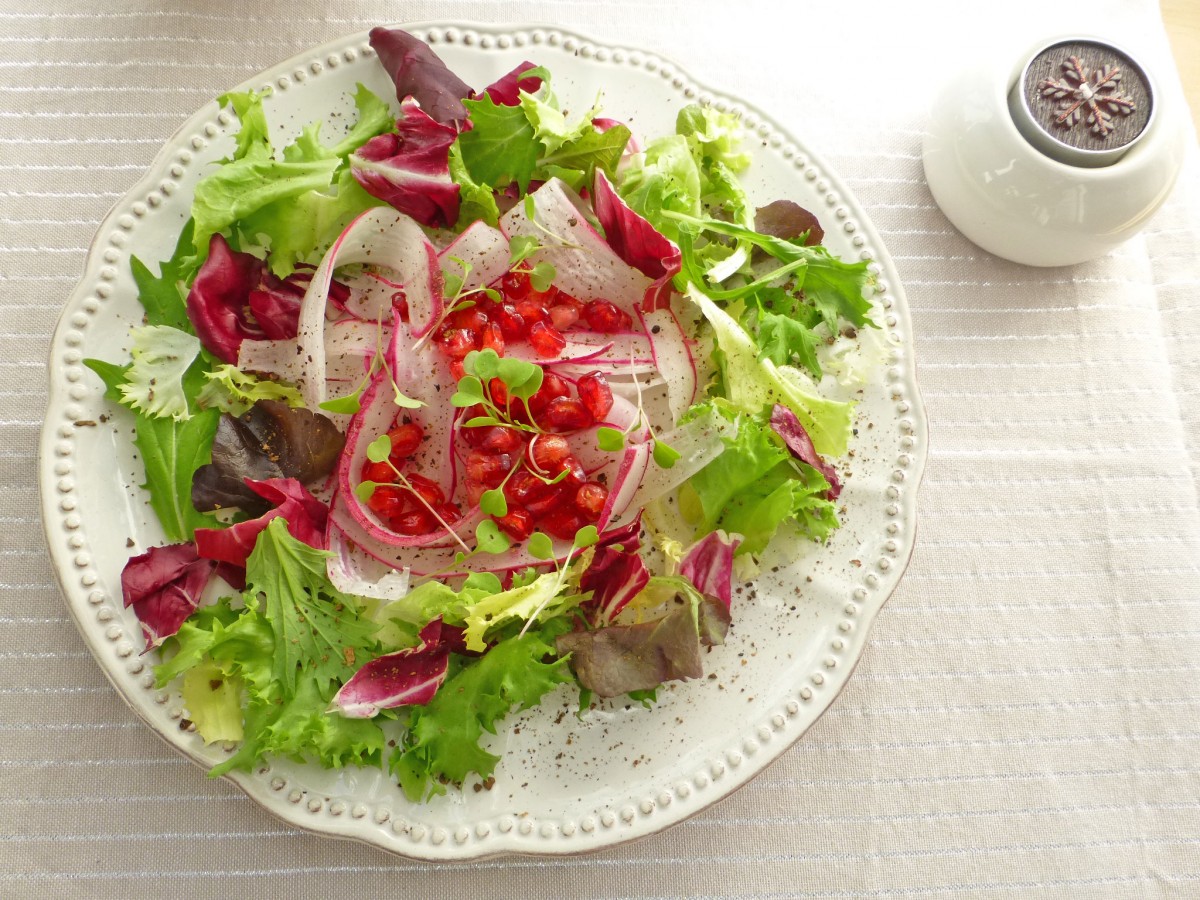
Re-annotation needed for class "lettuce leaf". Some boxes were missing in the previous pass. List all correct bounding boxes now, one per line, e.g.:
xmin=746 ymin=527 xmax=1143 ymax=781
xmin=389 ymin=622 xmax=572 ymax=800
xmin=118 ymin=325 xmax=202 ymax=422
xmin=456 ymin=93 xmax=540 ymax=192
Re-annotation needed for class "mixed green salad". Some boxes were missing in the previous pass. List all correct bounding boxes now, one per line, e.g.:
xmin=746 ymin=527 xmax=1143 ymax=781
xmin=87 ymin=28 xmax=878 ymax=801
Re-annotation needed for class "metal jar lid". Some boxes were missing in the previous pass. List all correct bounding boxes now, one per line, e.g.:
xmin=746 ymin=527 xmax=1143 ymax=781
xmin=1007 ymin=37 xmax=1154 ymax=168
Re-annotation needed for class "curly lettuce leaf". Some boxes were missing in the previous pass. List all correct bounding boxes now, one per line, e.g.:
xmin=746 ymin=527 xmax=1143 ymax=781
xmin=196 ymin=364 xmax=303 ymax=416
xmin=456 ymin=93 xmax=540 ymax=192
xmin=617 ymin=134 xmax=702 ymax=242
xmin=390 ymin=622 xmax=572 ymax=800
xmin=119 ymin=325 xmax=202 ymax=421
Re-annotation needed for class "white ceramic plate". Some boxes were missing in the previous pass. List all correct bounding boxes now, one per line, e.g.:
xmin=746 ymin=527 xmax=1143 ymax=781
xmin=40 ymin=24 xmax=926 ymax=860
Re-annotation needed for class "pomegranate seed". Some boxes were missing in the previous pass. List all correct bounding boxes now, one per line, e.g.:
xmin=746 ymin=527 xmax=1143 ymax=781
xmin=576 ymin=372 xmax=614 ymax=420
xmin=502 ymin=270 xmax=531 ymax=300
xmin=527 ymin=433 xmax=572 ymax=472
xmin=448 ymin=306 xmax=488 ymax=332
xmin=481 ymin=322 xmax=505 ymax=355
xmin=528 ymin=372 xmax=571 ymax=412
xmin=391 ymin=509 xmax=435 ymax=535
xmin=433 ymin=502 xmax=463 ymax=526
xmin=466 ymin=450 xmax=512 ymax=488
xmin=439 ymin=328 xmax=479 ymax=360
xmin=525 ymin=489 xmax=565 ymax=518
xmin=494 ymin=303 xmax=528 ymax=340
xmin=449 ymin=360 xmax=466 ymax=382
xmin=515 ymin=299 xmax=550 ymax=328
xmin=465 ymin=479 xmax=487 ymax=506
xmin=574 ymin=482 xmax=609 ymax=520
xmin=583 ymin=299 xmax=632 ymax=333
xmin=361 ymin=459 xmax=396 ymax=484
xmin=480 ymin=425 xmax=524 ymax=454
xmin=541 ymin=507 xmax=586 ymax=540
xmin=367 ymin=484 xmax=409 ymax=517
xmin=540 ymin=396 xmax=594 ymax=432
xmin=404 ymin=473 xmax=446 ymax=508
xmin=504 ymin=468 xmax=549 ymax=504
xmin=547 ymin=295 xmax=584 ymax=331
xmin=560 ymin=455 xmax=587 ymax=488
xmin=528 ymin=321 xmax=567 ymax=358
xmin=487 ymin=377 xmax=509 ymax=406
xmin=494 ymin=507 xmax=534 ymax=541
xmin=386 ymin=422 xmax=424 ymax=459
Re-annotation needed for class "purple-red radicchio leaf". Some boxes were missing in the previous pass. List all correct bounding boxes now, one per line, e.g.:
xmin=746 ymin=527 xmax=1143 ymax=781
xmin=246 ymin=266 xmax=349 ymax=341
xmin=769 ymin=403 xmax=842 ymax=500
xmin=194 ymin=478 xmax=328 ymax=569
xmin=121 ymin=543 xmax=224 ymax=648
xmin=331 ymin=619 xmax=454 ymax=718
xmin=678 ymin=530 xmax=742 ymax=611
xmin=368 ymin=27 xmax=473 ymax=125
xmin=592 ymin=169 xmax=681 ymax=281
xmin=477 ymin=62 xmax=543 ymax=106
xmin=350 ymin=99 xmax=461 ymax=227
xmin=186 ymin=233 xmax=266 ymax=363
xmin=580 ymin=545 xmax=650 ymax=626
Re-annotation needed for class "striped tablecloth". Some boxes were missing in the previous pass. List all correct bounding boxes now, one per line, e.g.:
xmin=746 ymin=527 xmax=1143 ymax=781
xmin=5 ymin=0 xmax=1200 ymax=896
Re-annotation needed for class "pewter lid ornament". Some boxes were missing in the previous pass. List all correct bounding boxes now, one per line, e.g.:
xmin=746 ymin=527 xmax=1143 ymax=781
xmin=1008 ymin=38 xmax=1154 ymax=167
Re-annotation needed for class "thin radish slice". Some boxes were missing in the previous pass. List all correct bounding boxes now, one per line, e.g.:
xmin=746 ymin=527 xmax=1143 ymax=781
xmin=327 ymin=527 xmax=412 ymax=600
xmin=237 ymin=317 xmax=379 ymax=393
xmin=499 ymin=178 xmax=651 ymax=314
xmin=438 ymin=220 xmax=510 ymax=293
xmin=639 ymin=304 xmax=698 ymax=427
xmin=294 ymin=207 xmax=443 ymax=409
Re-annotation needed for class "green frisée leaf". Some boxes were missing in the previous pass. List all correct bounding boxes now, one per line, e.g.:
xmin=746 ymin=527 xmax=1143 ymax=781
xmin=196 ymin=363 xmax=304 ymax=415
xmin=390 ymin=623 xmax=572 ymax=800
xmin=119 ymin=325 xmax=202 ymax=422
xmin=448 ymin=141 xmax=500 ymax=227
xmin=461 ymin=570 xmax=582 ymax=652
xmin=131 ymin=219 xmax=196 ymax=330
xmin=757 ymin=311 xmax=823 ymax=381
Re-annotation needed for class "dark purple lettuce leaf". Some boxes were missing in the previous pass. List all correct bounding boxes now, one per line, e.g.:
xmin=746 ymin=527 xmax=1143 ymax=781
xmin=556 ymin=602 xmax=704 ymax=698
xmin=678 ymin=530 xmax=742 ymax=611
xmin=351 ymin=99 xmax=461 ymax=227
xmin=592 ymin=169 xmax=680 ymax=280
xmin=479 ymin=62 xmax=542 ymax=106
xmin=186 ymin=233 xmax=267 ymax=363
xmin=369 ymin=27 xmax=473 ymax=125
xmin=121 ymin=543 xmax=216 ymax=648
xmin=697 ymin=597 xmax=731 ymax=647
xmin=331 ymin=619 xmax=452 ymax=718
xmin=192 ymin=400 xmax=345 ymax=515
xmin=580 ymin=545 xmax=650 ymax=626
xmin=194 ymin=478 xmax=328 ymax=568
xmin=755 ymin=199 xmax=825 ymax=247
xmin=769 ymin=403 xmax=842 ymax=500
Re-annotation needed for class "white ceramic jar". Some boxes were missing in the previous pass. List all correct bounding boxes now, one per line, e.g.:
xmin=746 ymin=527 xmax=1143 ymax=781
xmin=922 ymin=35 xmax=1189 ymax=267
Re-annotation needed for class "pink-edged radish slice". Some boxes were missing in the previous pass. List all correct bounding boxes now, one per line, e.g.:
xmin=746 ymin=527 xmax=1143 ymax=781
xmin=638 ymin=303 xmax=698 ymax=427
xmin=294 ymin=207 xmax=443 ymax=410
xmin=499 ymin=178 xmax=651 ymax=315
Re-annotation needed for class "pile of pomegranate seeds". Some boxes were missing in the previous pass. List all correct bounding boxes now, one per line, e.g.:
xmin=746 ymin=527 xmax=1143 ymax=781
xmin=359 ymin=269 xmax=628 ymax=542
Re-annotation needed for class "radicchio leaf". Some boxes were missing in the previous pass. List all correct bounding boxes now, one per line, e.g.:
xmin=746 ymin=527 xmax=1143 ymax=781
xmin=247 ymin=266 xmax=349 ymax=341
xmin=580 ymin=545 xmax=650 ymax=626
xmin=678 ymin=530 xmax=742 ymax=611
xmin=121 ymin=543 xmax=217 ymax=648
xmin=592 ymin=169 xmax=680 ymax=280
xmin=556 ymin=601 xmax=704 ymax=698
xmin=478 ymin=62 xmax=543 ymax=106
xmin=769 ymin=403 xmax=842 ymax=500
xmin=192 ymin=399 xmax=345 ymax=515
xmin=350 ymin=99 xmax=461 ymax=228
xmin=186 ymin=233 xmax=266 ymax=363
xmin=369 ymin=27 xmax=473 ymax=125
xmin=330 ymin=618 xmax=456 ymax=718
xmin=194 ymin=478 xmax=328 ymax=568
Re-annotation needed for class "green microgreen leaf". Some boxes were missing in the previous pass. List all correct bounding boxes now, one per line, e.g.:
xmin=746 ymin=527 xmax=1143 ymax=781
xmin=318 ymin=391 xmax=362 ymax=415
xmin=393 ymin=387 xmax=424 ymax=409
xmin=596 ymin=426 xmax=626 ymax=452
xmin=475 ymin=518 xmax=512 ymax=555
xmin=509 ymin=234 xmax=540 ymax=266
xmin=653 ymin=438 xmax=681 ymax=469
xmin=479 ymin=488 xmax=508 ymax=517
xmin=366 ymin=433 xmax=392 ymax=464
xmin=528 ymin=532 xmax=554 ymax=560
xmin=354 ymin=480 xmax=379 ymax=503
xmin=573 ymin=525 xmax=599 ymax=549
xmin=528 ymin=261 xmax=556 ymax=293
xmin=450 ymin=375 xmax=486 ymax=407
xmin=465 ymin=415 xmax=501 ymax=428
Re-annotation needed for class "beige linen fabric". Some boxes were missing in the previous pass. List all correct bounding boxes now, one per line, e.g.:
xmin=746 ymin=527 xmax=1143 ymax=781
xmin=3 ymin=0 xmax=1199 ymax=896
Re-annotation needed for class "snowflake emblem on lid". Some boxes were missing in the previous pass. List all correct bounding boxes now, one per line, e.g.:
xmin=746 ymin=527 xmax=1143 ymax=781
xmin=1038 ymin=55 xmax=1137 ymax=138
